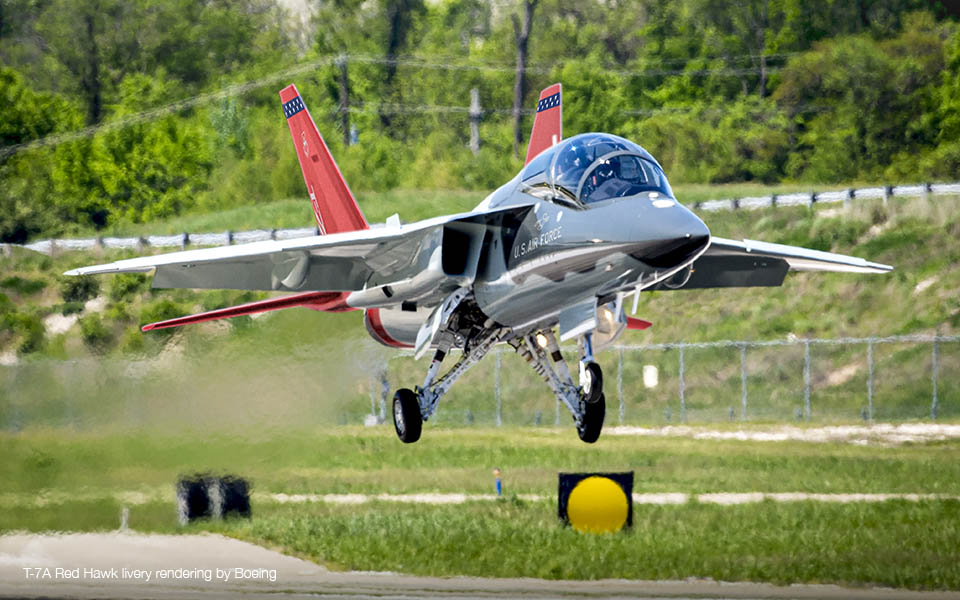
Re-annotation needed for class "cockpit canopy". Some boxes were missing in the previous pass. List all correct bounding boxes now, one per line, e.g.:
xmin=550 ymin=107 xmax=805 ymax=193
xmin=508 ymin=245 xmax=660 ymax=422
xmin=520 ymin=133 xmax=673 ymax=206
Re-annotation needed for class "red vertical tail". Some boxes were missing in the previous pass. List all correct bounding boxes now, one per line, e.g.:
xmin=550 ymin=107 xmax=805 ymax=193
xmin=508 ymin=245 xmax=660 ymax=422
xmin=279 ymin=84 xmax=369 ymax=235
xmin=524 ymin=83 xmax=562 ymax=166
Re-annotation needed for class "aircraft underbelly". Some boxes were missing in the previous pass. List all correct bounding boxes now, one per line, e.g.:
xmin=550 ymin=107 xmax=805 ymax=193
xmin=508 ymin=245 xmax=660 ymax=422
xmin=476 ymin=251 xmax=641 ymax=329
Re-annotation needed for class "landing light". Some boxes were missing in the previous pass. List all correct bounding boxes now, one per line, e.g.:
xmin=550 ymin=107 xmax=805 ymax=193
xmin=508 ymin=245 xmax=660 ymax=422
xmin=536 ymin=333 xmax=549 ymax=348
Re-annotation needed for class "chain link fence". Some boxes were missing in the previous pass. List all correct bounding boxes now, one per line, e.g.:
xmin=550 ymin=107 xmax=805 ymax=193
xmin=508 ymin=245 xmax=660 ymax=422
xmin=6 ymin=181 xmax=960 ymax=256
xmin=376 ymin=334 xmax=958 ymax=427
xmin=1 ymin=333 xmax=955 ymax=430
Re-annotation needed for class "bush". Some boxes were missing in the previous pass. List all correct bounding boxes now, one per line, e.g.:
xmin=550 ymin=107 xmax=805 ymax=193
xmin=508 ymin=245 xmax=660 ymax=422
xmin=0 ymin=292 xmax=13 ymax=315
xmin=0 ymin=275 xmax=47 ymax=295
xmin=59 ymin=275 xmax=100 ymax=303
xmin=119 ymin=325 xmax=145 ymax=354
xmin=106 ymin=301 xmax=132 ymax=322
xmin=4 ymin=311 xmax=45 ymax=354
xmin=139 ymin=298 xmax=187 ymax=337
xmin=60 ymin=301 xmax=84 ymax=315
xmin=78 ymin=313 xmax=112 ymax=352
xmin=108 ymin=273 xmax=147 ymax=302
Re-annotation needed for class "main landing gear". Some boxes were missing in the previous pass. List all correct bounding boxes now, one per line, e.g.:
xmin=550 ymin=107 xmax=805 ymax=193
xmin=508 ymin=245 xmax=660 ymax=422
xmin=511 ymin=330 xmax=606 ymax=443
xmin=389 ymin=292 xmax=605 ymax=444
xmin=391 ymin=326 xmax=503 ymax=443
xmin=391 ymin=293 xmax=506 ymax=444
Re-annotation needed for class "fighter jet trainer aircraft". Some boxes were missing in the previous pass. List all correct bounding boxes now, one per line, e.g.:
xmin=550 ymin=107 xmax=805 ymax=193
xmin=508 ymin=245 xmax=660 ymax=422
xmin=68 ymin=83 xmax=892 ymax=444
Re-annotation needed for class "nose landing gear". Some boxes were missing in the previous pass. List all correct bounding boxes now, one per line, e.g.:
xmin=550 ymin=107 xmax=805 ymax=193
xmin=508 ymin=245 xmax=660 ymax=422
xmin=511 ymin=329 xmax=606 ymax=443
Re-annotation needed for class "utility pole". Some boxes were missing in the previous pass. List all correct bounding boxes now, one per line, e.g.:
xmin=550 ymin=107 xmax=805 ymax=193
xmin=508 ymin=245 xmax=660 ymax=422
xmin=469 ymin=88 xmax=481 ymax=155
xmin=337 ymin=55 xmax=350 ymax=147
xmin=511 ymin=0 xmax=537 ymax=159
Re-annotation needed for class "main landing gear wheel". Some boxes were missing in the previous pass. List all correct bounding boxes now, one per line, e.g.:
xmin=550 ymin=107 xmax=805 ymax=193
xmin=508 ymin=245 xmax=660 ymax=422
xmin=577 ymin=393 xmax=605 ymax=444
xmin=393 ymin=388 xmax=422 ymax=444
xmin=581 ymin=361 xmax=603 ymax=404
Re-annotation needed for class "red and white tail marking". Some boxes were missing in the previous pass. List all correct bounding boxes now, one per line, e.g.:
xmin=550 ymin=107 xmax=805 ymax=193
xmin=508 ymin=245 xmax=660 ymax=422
xmin=524 ymin=83 xmax=562 ymax=166
xmin=279 ymin=84 xmax=369 ymax=235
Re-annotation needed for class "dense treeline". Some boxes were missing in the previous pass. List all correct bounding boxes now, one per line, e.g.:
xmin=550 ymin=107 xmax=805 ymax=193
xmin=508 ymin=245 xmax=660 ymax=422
xmin=1 ymin=0 xmax=958 ymax=241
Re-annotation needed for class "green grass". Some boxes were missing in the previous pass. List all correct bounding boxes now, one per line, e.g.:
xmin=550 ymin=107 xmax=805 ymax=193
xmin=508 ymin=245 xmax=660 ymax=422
xmin=206 ymin=499 xmax=960 ymax=589
xmin=84 ymin=189 xmax=488 ymax=237
xmin=70 ymin=183 xmax=874 ymax=237
xmin=3 ymin=427 xmax=960 ymax=499
xmin=3 ymin=428 xmax=960 ymax=588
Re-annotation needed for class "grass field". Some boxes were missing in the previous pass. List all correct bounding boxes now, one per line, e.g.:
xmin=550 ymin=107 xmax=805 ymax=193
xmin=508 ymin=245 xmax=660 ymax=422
xmin=3 ymin=187 xmax=959 ymax=590
xmin=1 ymin=427 xmax=959 ymax=589
xmin=3 ymin=191 xmax=958 ymax=429
xmin=73 ymin=183 xmax=881 ymax=237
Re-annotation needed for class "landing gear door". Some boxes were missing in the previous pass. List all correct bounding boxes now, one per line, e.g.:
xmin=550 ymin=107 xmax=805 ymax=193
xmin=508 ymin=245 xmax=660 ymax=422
xmin=592 ymin=301 xmax=627 ymax=352
xmin=557 ymin=299 xmax=598 ymax=342
xmin=414 ymin=288 xmax=470 ymax=359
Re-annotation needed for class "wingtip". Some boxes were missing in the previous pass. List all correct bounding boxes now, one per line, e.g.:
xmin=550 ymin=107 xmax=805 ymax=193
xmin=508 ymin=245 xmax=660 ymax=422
xmin=141 ymin=323 xmax=155 ymax=332
xmin=63 ymin=268 xmax=81 ymax=276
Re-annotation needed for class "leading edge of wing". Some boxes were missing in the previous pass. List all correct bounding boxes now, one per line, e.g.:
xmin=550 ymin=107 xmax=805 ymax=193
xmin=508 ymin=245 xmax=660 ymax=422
xmin=707 ymin=237 xmax=893 ymax=274
xmin=64 ymin=205 xmax=534 ymax=278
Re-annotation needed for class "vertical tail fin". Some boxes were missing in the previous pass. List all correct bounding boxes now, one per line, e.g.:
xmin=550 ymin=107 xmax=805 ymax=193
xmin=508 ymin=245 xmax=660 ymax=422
xmin=279 ymin=84 xmax=369 ymax=235
xmin=524 ymin=83 xmax=562 ymax=166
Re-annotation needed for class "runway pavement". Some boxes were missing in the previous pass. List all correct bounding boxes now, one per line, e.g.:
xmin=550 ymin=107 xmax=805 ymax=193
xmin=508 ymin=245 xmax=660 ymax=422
xmin=1 ymin=532 xmax=958 ymax=600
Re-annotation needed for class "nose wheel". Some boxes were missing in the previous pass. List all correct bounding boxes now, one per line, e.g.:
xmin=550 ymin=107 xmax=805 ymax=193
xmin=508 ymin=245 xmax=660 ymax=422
xmin=393 ymin=388 xmax=422 ymax=444
xmin=580 ymin=361 xmax=603 ymax=404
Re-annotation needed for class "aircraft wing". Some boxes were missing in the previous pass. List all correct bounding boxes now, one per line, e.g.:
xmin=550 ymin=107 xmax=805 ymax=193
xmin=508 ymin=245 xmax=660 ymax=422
xmin=648 ymin=236 xmax=892 ymax=290
xmin=66 ymin=204 xmax=533 ymax=302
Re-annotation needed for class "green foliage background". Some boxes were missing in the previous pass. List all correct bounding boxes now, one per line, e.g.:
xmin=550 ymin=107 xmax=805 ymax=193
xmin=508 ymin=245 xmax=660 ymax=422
xmin=1 ymin=0 xmax=959 ymax=242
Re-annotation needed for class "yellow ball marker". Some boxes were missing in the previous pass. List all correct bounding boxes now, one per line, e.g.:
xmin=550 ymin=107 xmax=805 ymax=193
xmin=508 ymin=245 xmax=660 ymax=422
xmin=558 ymin=472 xmax=633 ymax=534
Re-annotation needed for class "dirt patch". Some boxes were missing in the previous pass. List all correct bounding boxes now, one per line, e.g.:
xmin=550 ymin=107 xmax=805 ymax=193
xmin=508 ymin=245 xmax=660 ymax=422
xmin=607 ymin=423 xmax=960 ymax=445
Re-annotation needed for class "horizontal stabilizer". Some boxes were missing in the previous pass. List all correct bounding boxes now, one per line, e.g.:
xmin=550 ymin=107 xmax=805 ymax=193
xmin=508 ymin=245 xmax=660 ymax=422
xmin=142 ymin=291 xmax=352 ymax=331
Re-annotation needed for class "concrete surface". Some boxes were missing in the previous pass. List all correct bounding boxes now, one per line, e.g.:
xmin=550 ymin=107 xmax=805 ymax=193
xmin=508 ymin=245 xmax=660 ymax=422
xmin=1 ymin=532 xmax=958 ymax=599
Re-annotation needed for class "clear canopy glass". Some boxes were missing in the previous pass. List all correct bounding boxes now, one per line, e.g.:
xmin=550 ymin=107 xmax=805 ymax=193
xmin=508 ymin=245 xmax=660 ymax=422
xmin=520 ymin=133 xmax=672 ymax=205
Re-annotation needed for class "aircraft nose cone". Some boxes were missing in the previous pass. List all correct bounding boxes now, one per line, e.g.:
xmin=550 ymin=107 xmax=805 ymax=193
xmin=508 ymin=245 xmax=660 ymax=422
xmin=633 ymin=206 xmax=710 ymax=269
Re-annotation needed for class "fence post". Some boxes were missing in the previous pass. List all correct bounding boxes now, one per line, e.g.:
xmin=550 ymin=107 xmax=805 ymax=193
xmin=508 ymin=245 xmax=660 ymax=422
xmin=495 ymin=351 xmax=502 ymax=426
xmin=803 ymin=340 xmax=811 ymax=420
xmin=931 ymin=338 xmax=939 ymax=420
xmin=678 ymin=345 xmax=686 ymax=423
xmin=469 ymin=88 xmax=481 ymax=156
xmin=867 ymin=339 xmax=874 ymax=421
xmin=618 ymin=347 xmax=624 ymax=424
xmin=380 ymin=370 xmax=389 ymax=423
xmin=740 ymin=343 xmax=748 ymax=420
xmin=368 ymin=372 xmax=378 ymax=419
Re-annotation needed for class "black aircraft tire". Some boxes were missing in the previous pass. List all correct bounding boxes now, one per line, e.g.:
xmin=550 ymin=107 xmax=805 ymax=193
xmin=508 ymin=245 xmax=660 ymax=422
xmin=583 ymin=362 xmax=603 ymax=404
xmin=577 ymin=393 xmax=605 ymax=444
xmin=393 ymin=388 xmax=422 ymax=444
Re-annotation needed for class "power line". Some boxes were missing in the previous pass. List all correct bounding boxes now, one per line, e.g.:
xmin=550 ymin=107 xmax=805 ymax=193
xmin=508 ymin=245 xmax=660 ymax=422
xmin=0 ymin=53 xmax=785 ymax=158
xmin=347 ymin=53 xmax=782 ymax=78
xmin=0 ymin=57 xmax=336 ymax=159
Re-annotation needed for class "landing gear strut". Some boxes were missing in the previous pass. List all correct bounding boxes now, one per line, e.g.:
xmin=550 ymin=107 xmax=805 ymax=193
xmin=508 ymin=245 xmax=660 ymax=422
xmin=512 ymin=330 xmax=606 ymax=443
xmin=391 ymin=298 xmax=506 ymax=443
